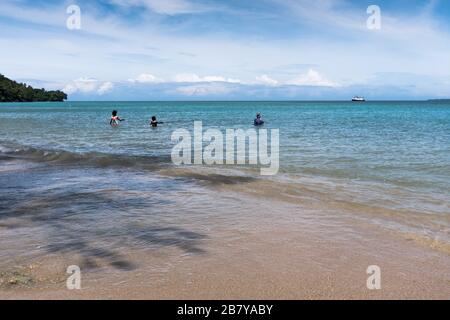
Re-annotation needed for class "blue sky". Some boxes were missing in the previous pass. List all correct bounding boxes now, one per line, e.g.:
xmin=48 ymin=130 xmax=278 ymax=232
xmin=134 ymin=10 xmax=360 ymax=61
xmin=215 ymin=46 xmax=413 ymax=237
xmin=1 ymin=0 xmax=450 ymax=100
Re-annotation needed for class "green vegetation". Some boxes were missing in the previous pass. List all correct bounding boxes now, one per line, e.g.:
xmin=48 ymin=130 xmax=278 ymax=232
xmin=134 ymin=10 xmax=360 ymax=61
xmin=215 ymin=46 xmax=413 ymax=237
xmin=0 ymin=74 xmax=67 ymax=102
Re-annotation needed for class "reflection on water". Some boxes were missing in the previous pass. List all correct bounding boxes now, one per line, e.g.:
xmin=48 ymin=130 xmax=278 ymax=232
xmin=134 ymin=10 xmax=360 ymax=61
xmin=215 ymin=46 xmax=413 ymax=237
xmin=0 ymin=162 xmax=213 ymax=270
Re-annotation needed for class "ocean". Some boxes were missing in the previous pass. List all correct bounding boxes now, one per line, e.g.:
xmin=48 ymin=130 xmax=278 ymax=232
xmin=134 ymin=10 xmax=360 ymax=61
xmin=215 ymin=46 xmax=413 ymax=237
xmin=0 ymin=101 xmax=449 ymax=277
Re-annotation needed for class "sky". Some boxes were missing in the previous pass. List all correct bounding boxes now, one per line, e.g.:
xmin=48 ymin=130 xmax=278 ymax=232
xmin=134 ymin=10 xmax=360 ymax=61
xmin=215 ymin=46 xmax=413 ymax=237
xmin=1 ymin=0 xmax=450 ymax=100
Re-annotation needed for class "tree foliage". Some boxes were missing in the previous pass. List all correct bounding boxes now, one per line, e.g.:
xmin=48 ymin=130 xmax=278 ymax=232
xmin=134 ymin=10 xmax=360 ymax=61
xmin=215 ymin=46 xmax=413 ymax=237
xmin=0 ymin=74 xmax=67 ymax=102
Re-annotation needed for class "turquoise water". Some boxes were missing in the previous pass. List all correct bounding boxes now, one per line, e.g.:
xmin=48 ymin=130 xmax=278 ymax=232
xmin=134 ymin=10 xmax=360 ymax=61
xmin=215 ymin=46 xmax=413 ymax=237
xmin=0 ymin=101 xmax=449 ymax=264
xmin=1 ymin=101 xmax=449 ymax=189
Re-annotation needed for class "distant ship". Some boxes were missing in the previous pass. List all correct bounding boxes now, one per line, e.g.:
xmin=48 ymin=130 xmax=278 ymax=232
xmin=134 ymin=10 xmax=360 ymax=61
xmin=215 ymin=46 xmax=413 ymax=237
xmin=352 ymin=96 xmax=366 ymax=102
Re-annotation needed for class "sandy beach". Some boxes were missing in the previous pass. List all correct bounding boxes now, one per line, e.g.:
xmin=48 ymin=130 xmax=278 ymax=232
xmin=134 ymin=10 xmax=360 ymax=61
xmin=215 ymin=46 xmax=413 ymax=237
xmin=1 ymin=171 xmax=449 ymax=300
xmin=1 ymin=101 xmax=449 ymax=300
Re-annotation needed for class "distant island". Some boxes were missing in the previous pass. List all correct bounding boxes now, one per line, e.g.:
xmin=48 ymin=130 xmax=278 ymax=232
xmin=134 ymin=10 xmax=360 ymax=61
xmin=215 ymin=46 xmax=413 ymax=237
xmin=0 ymin=74 xmax=67 ymax=102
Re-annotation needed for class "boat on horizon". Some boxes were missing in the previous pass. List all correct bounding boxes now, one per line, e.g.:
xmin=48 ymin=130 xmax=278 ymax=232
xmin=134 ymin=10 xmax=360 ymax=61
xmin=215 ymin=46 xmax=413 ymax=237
xmin=352 ymin=96 xmax=366 ymax=102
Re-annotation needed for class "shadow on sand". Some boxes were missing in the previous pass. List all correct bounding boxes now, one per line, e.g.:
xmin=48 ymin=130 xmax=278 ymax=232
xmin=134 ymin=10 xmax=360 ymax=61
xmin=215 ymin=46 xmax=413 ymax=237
xmin=0 ymin=191 xmax=207 ymax=271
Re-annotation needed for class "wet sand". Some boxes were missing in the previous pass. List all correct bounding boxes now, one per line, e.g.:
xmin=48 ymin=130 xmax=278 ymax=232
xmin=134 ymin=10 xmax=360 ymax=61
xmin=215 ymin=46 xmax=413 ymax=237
xmin=1 ymin=194 xmax=449 ymax=300
xmin=1 ymin=157 xmax=449 ymax=300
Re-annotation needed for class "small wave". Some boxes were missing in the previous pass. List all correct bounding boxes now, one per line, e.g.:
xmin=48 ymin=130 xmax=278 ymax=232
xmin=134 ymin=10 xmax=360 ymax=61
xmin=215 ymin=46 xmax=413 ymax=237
xmin=0 ymin=142 xmax=172 ymax=171
xmin=160 ymin=167 xmax=258 ymax=186
xmin=401 ymin=231 xmax=450 ymax=255
xmin=0 ymin=145 xmax=12 ymax=154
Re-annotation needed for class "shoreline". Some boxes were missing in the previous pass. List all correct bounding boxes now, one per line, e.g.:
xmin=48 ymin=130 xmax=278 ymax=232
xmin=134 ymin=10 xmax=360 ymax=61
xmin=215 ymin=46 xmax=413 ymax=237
xmin=1 ymin=100 xmax=449 ymax=300
xmin=1 ymin=187 xmax=449 ymax=300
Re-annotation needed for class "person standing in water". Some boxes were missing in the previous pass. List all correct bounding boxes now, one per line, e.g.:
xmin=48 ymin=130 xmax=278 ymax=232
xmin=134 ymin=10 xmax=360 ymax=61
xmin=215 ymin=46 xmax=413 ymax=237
xmin=254 ymin=113 xmax=264 ymax=126
xmin=110 ymin=110 xmax=125 ymax=126
xmin=150 ymin=116 xmax=163 ymax=127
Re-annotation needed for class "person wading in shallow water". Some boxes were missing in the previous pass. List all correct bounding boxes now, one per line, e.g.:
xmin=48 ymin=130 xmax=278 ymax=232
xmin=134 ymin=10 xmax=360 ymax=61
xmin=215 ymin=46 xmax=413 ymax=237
xmin=150 ymin=116 xmax=164 ymax=127
xmin=254 ymin=113 xmax=264 ymax=126
xmin=110 ymin=110 xmax=125 ymax=126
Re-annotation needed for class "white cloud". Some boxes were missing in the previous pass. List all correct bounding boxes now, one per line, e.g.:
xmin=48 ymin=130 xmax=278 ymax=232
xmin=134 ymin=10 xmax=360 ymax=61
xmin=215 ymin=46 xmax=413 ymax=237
xmin=174 ymin=73 xmax=241 ymax=83
xmin=64 ymin=78 xmax=115 ymax=95
xmin=254 ymin=70 xmax=338 ymax=87
xmin=223 ymin=78 xmax=241 ymax=84
xmin=128 ymin=73 xmax=164 ymax=83
xmin=256 ymin=74 xmax=279 ymax=86
xmin=109 ymin=0 xmax=210 ymax=15
xmin=127 ymin=73 xmax=241 ymax=85
xmin=175 ymin=84 xmax=234 ymax=96
xmin=63 ymin=78 xmax=98 ymax=94
xmin=287 ymin=70 xmax=338 ymax=87
xmin=277 ymin=0 xmax=365 ymax=32
xmin=98 ymin=82 xmax=114 ymax=95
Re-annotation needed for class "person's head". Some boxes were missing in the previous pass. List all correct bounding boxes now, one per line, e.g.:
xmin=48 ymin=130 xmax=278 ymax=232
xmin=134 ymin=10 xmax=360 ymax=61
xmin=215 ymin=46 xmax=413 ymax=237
xmin=112 ymin=110 xmax=118 ymax=117
xmin=256 ymin=113 xmax=261 ymax=119
xmin=151 ymin=116 xmax=156 ymax=121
